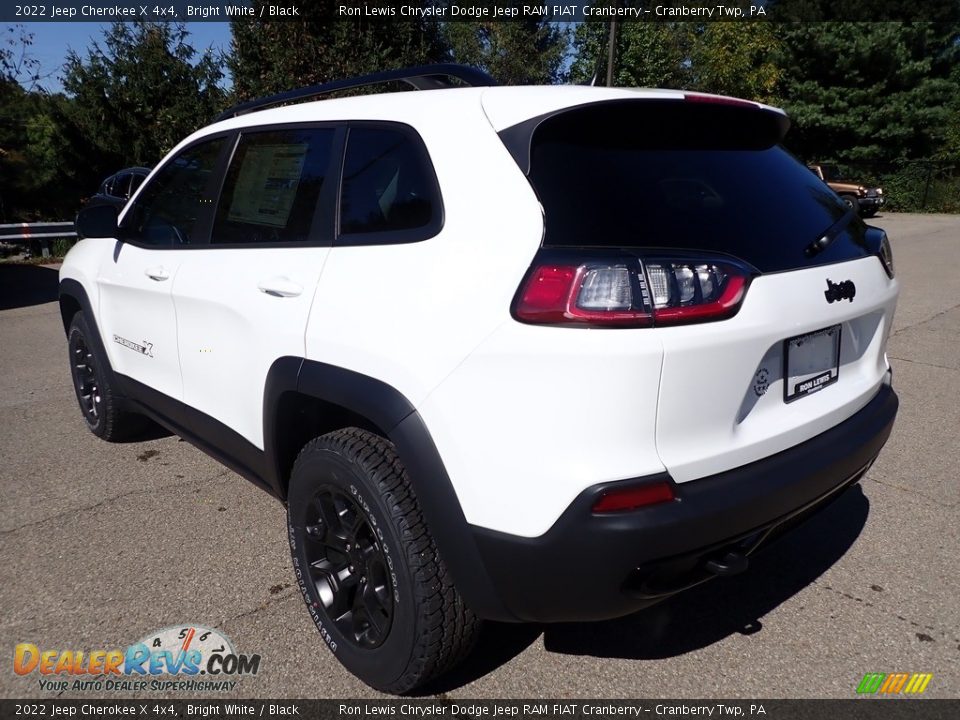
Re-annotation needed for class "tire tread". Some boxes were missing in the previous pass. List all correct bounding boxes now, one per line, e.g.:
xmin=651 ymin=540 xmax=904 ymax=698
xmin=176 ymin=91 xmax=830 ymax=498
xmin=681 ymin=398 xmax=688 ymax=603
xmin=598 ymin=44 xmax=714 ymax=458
xmin=291 ymin=427 xmax=480 ymax=693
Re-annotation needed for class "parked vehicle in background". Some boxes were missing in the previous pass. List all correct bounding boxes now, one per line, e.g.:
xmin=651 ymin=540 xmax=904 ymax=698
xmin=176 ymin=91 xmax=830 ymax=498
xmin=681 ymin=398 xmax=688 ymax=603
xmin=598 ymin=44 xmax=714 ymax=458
xmin=808 ymin=164 xmax=885 ymax=217
xmin=84 ymin=167 xmax=151 ymax=211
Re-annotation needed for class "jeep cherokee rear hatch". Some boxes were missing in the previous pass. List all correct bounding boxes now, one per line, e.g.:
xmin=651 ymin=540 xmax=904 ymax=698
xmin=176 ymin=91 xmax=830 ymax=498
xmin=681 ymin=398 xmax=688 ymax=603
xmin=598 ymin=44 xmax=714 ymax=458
xmin=500 ymin=95 xmax=898 ymax=484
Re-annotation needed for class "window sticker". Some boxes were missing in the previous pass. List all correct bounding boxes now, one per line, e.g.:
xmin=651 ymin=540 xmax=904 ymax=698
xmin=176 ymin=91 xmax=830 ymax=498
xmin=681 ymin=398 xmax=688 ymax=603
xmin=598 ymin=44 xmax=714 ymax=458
xmin=227 ymin=144 xmax=307 ymax=228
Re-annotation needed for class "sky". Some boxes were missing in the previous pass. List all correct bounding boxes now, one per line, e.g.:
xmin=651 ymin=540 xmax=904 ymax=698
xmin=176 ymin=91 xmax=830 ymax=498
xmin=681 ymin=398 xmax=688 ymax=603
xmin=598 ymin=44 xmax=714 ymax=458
xmin=17 ymin=22 xmax=234 ymax=93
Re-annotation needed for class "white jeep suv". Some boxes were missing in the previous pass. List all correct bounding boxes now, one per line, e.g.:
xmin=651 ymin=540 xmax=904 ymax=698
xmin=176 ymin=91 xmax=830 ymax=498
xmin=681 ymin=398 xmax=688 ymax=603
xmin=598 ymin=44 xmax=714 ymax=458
xmin=60 ymin=65 xmax=899 ymax=693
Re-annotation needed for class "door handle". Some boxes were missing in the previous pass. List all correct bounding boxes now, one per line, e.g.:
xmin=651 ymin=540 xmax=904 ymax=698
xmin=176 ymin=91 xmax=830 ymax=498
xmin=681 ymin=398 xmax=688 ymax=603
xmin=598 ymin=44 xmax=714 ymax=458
xmin=257 ymin=277 xmax=303 ymax=298
xmin=144 ymin=266 xmax=170 ymax=281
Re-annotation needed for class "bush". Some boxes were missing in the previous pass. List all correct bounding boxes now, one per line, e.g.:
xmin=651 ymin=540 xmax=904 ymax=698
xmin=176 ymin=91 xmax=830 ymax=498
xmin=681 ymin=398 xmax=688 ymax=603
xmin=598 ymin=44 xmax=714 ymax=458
xmin=832 ymin=162 xmax=960 ymax=213
xmin=52 ymin=237 xmax=75 ymax=257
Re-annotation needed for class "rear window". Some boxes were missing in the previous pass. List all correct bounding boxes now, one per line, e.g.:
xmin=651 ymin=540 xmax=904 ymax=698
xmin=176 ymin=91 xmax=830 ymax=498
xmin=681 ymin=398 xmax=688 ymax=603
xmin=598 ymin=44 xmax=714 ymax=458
xmin=526 ymin=102 xmax=866 ymax=273
xmin=338 ymin=126 xmax=441 ymax=243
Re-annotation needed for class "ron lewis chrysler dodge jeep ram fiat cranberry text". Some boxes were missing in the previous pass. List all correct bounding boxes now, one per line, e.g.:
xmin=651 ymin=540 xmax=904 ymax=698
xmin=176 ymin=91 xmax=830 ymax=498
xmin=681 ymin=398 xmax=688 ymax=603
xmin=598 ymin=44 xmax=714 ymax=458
xmin=60 ymin=65 xmax=899 ymax=693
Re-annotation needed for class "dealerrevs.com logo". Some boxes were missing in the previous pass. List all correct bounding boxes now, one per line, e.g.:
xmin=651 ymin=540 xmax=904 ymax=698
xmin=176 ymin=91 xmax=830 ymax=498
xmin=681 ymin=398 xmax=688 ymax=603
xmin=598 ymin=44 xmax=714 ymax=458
xmin=13 ymin=625 xmax=261 ymax=693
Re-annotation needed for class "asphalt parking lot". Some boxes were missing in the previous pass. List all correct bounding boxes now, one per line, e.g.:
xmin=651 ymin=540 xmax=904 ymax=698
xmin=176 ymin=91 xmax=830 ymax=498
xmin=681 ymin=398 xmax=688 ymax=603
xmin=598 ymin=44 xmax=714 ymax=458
xmin=1 ymin=212 xmax=958 ymax=700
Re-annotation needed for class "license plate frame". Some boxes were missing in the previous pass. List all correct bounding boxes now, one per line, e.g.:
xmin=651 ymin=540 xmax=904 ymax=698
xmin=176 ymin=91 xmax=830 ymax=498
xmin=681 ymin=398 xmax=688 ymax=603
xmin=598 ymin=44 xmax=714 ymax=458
xmin=783 ymin=324 xmax=842 ymax=403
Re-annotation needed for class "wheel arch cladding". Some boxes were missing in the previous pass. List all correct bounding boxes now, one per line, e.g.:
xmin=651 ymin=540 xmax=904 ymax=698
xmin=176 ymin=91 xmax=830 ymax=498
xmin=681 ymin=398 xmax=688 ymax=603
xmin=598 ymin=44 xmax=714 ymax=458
xmin=263 ymin=357 xmax=515 ymax=621
xmin=58 ymin=279 xmax=92 ymax=336
xmin=58 ymin=279 xmax=116 ymax=390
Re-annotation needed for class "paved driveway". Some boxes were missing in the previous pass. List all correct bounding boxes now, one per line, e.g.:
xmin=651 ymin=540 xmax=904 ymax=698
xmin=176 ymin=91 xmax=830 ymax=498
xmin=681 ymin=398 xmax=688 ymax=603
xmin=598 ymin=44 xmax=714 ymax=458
xmin=1 ymin=213 xmax=957 ymax=699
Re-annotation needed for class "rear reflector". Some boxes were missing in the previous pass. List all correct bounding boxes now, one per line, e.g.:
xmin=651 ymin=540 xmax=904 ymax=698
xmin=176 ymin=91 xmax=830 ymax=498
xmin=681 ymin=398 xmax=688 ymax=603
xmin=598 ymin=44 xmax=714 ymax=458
xmin=592 ymin=481 xmax=676 ymax=513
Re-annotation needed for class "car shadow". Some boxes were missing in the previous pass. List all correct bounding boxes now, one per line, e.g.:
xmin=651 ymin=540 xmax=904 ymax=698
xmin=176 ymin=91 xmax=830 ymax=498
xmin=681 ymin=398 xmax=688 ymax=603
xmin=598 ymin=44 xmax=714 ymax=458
xmin=543 ymin=484 xmax=869 ymax=659
xmin=417 ymin=484 xmax=868 ymax=693
xmin=412 ymin=620 xmax=543 ymax=696
xmin=0 ymin=263 xmax=60 ymax=311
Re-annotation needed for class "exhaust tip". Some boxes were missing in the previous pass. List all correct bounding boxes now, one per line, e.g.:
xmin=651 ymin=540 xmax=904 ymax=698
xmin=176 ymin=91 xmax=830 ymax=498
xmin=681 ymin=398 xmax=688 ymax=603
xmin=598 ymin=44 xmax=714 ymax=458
xmin=704 ymin=551 xmax=749 ymax=577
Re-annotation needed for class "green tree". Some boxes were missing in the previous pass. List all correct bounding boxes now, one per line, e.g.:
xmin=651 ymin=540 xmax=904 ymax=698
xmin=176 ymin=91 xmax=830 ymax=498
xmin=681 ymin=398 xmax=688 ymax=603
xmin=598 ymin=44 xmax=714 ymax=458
xmin=0 ymin=26 xmax=61 ymax=220
xmin=775 ymin=21 xmax=960 ymax=163
xmin=939 ymin=62 xmax=960 ymax=162
xmin=444 ymin=20 xmax=567 ymax=84
xmin=61 ymin=21 xmax=226 ymax=171
xmin=1 ymin=24 xmax=41 ymax=87
xmin=570 ymin=18 xmax=779 ymax=102
xmin=229 ymin=2 xmax=448 ymax=101
xmin=569 ymin=21 xmax=691 ymax=88
xmin=688 ymin=21 xmax=782 ymax=103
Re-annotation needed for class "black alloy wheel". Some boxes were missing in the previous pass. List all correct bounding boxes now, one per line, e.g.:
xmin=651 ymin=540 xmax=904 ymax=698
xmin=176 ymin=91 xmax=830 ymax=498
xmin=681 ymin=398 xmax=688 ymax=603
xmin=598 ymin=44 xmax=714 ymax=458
xmin=70 ymin=332 xmax=101 ymax=424
xmin=286 ymin=428 xmax=480 ymax=693
xmin=302 ymin=485 xmax=393 ymax=648
xmin=66 ymin=311 xmax=148 ymax=441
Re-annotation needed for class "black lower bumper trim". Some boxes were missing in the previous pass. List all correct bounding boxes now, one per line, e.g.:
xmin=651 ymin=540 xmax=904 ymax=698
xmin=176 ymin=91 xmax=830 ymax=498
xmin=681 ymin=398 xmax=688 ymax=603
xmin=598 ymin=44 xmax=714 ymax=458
xmin=472 ymin=384 xmax=898 ymax=623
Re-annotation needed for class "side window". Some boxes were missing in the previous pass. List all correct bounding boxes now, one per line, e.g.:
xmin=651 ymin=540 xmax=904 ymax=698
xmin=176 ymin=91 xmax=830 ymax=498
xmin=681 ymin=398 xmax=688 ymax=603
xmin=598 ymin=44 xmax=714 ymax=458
xmin=211 ymin=128 xmax=334 ymax=245
xmin=100 ymin=176 xmax=115 ymax=197
xmin=339 ymin=127 xmax=440 ymax=239
xmin=129 ymin=172 xmax=146 ymax=195
xmin=121 ymin=137 xmax=225 ymax=246
xmin=112 ymin=173 xmax=131 ymax=199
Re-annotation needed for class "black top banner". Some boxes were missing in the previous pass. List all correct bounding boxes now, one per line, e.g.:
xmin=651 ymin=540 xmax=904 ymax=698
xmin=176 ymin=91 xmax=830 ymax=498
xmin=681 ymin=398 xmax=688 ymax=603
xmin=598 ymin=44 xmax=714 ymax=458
xmin=5 ymin=0 xmax=960 ymax=23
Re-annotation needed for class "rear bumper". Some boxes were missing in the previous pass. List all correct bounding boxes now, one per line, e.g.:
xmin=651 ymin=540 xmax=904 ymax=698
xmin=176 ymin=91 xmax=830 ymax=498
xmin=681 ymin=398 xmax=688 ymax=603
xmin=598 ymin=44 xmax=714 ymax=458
xmin=472 ymin=384 xmax=898 ymax=623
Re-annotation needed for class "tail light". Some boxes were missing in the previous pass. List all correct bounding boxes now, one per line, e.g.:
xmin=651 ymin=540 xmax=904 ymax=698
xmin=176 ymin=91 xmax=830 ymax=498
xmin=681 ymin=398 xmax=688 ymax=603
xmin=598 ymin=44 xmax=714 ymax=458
xmin=513 ymin=251 xmax=752 ymax=328
xmin=877 ymin=232 xmax=895 ymax=278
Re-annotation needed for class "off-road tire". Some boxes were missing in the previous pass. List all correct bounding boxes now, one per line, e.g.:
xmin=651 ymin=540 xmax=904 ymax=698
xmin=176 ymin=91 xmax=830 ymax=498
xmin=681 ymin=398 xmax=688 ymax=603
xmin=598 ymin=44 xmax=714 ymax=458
xmin=67 ymin=311 xmax=148 ymax=441
xmin=287 ymin=427 xmax=480 ymax=694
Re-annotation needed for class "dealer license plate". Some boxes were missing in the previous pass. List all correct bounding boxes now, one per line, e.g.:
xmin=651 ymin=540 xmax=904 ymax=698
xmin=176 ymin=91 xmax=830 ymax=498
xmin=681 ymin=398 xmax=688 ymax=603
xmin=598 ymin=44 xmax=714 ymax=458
xmin=784 ymin=325 xmax=841 ymax=402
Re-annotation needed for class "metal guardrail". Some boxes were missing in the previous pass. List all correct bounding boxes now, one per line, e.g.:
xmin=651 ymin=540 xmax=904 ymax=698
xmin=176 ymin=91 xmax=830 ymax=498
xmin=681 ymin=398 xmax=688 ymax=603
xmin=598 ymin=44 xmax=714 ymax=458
xmin=0 ymin=222 xmax=76 ymax=258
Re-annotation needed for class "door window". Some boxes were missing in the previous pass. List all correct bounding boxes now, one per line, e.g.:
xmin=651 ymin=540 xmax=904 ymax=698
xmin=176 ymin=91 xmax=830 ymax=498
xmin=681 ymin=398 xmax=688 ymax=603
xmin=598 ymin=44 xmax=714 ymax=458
xmin=211 ymin=128 xmax=335 ymax=245
xmin=121 ymin=137 xmax=226 ymax=246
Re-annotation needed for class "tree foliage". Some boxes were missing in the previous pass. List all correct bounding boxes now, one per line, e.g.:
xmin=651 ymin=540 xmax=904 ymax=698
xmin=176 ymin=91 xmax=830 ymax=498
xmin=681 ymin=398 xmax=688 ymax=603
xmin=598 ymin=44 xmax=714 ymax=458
xmin=570 ymin=19 xmax=780 ymax=102
xmin=689 ymin=22 xmax=782 ymax=103
xmin=61 ymin=21 xmax=226 ymax=168
xmin=230 ymin=3 xmax=565 ymax=97
xmin=1 ymin=24 xmax=41 ymax=87
xmin=229 ymin=1 xmax=448 ymax=100
xmin=1 ymin=22 xmax=225 ymax=221
xmin=775 ymin=21 xmax=960 ymax=163
xmin=570 ymin=22 xmax=691 ymax=88
xmin=444 ymin=20 xmax=567 ymax=84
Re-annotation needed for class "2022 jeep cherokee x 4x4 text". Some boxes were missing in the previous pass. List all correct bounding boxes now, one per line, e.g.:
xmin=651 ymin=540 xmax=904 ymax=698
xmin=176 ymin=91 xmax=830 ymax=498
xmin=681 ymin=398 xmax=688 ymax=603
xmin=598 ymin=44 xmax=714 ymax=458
xmin=60 ymin=65 xmax=899 ymax=693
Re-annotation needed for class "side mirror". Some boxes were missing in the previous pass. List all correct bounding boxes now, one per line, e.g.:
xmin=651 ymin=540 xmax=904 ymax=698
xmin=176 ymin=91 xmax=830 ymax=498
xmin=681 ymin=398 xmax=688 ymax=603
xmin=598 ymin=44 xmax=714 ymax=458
xmin=75 ymin=205 xmax=119 ymax=240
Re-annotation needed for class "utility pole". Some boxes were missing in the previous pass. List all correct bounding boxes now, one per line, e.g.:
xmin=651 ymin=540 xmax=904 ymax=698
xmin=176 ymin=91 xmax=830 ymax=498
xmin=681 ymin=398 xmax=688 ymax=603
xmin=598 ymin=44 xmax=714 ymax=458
xmin=606 ymin=20 xmax=618 ymax=87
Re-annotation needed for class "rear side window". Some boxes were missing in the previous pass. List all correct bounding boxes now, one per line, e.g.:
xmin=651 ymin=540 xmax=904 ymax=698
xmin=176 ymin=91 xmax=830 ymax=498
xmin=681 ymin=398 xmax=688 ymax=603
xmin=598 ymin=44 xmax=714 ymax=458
xmin=212 ymin=128 xmax=335 ymax=245
xmin=339 ymin=126 xmax=440 ymax=241
xmin=122 ymin=137 xmax=226 ymax=246
xmin=525 ymin=101 xmax=869 ymax=273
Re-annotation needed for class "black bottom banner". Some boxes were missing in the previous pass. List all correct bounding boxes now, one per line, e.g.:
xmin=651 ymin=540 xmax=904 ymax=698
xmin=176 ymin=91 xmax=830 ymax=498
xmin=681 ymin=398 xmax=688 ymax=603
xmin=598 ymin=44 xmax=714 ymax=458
xmin=2 ymin=700 xmax=959 ymax=720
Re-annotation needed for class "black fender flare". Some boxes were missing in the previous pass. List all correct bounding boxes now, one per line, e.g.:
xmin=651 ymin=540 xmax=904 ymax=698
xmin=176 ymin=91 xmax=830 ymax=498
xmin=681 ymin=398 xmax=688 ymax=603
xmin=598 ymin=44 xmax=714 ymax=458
xmin=264 ymin=357 xmax=516 ymax=621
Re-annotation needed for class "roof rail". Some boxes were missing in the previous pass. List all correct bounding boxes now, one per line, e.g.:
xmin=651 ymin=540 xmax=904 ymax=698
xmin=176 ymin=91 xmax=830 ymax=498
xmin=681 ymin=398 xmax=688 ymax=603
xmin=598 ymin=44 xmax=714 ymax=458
xmin=214 ymin=64 xmax=497 ymax=123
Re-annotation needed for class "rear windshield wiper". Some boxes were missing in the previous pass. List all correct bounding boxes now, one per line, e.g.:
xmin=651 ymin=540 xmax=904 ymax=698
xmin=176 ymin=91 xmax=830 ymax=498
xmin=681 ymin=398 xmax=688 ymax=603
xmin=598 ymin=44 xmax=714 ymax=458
xmin=805 ymin=208 xmax=857 ymax=257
